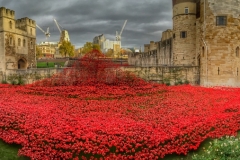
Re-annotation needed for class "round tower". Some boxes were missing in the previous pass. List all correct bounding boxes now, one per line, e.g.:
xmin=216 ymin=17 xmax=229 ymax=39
xmin=172 ymin=0 xmax=196 ymax=66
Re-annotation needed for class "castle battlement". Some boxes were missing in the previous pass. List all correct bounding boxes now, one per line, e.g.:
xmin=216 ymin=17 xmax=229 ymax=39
xmin=16 ymin=17 xmax=35 ymax=27
xmin=0 ymin=6 xmax=36 ymax=73
xmin=161 ymin=29 xmax=173 ymax=41
xmin=172 ymin=0 xmax=196 ymax=7
xmin=0 ymin=7 xmax=15 ymax=18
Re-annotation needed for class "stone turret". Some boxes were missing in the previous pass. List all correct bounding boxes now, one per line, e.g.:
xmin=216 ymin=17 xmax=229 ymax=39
xmin=0 ymin=6 xmax=36 ymax=72
xmin=0 ymin=7 xmax=15 ymax=31
xmin=0 ymin=7 xmax=15 ymax=18
xmin=15 ymin=17 xmax=36 ymax=37
xmin=172 ymin=0 xmax=197 ymax=66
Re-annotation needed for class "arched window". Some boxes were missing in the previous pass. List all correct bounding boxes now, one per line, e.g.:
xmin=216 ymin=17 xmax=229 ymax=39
xmin=202 ymin=47 xmax=205 ymax=57
xmin=23 ymin=39 xmax=26 ymax=47
xmin=30 ymin=28 xmax=32 ymax=35
xmin=9 ymin=21 xmax=12 ymax=29
xmin=18 ymin=38 xmax=21 ymax=46
xmin=236 ymin=47 xmax=239 ymax=57
xmin=9 ymin=37 xmax=12 ymax=45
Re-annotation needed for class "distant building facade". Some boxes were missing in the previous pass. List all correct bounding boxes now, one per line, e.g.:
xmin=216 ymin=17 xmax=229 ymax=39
xmin=129 ymin=0 xmax=240 ymax=87
xmin=0 ymin=7 xmax=36 ymax=70
xmin=93 ymin=34 xmax=121 ymax=57
xmin=93 ymin=34 xmax=106 ymax=48
xmin=37 ymin=42 xmax=60 ymax=59
xmin=60 ymin=30 xmax=70 ymax=42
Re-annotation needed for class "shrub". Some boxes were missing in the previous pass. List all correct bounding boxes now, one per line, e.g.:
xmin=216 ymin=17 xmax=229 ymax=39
xmin=8 ymin=75 xmax=25 ymax=85
xmin=11 ymin=80 xmax=17 ymax=85
xmin=174 ymin=79 xmax=183 ymax=85
xmin=1 ymin=80 xmax=8 ymax=84
xmin=165 ymin=81 xmax=171 ymax=86
xmin=17 ymin=75 xmax=25 ymax=85
xmin=163 ymin=78 xmax=171 ymax=86
xmin=192 ymin=136 xmax=240 ymax=160
xmin=184 ymin=80 xmax=190 ymax=84
xmin=178 ymin=80 xmax=183 ymax=85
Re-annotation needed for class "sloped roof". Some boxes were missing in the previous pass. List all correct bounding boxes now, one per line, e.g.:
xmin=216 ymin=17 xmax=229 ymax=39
xmin=122 ymin=48 xmax=133 ymax=53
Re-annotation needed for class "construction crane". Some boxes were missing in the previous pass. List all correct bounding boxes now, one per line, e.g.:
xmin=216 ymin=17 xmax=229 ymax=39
xmin=36 ymin=24 xmax=50 ymax=40
xmin=53 ymin=19 xmax=63 ymax=33
xmin=53 ymin=18 xmax=70 ymax=42
xmin=116 ymin=20 xmax=127 ymax=41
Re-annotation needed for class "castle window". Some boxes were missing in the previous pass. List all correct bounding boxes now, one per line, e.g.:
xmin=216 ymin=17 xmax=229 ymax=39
xmin=18 ymin=38 xmax=21 ymax=46
xmin=30 ymin=41 xmax=33 ymax=49
xmin=185 ymin=7 xmax=189 ymax=14
xmin=23 ymin=39 xmax=26 ymax=47
xmin=9 ymin=21 xmax=12 ymax=29
xmin=216 ymin=16 xmax=227 ymax=26
xmin=236 ymin=47 xmax=239 ymax=57
xmin=180 ymin=31 xmax=187 ymax=38
xmin=196 ymin=1 xmax=200 ymax=18
xmin=202 ymin=47 xmax=205 ymax=57
xmin=9 ymin=37 xmax=13 ymax=46
xmin=30 ymin=28 xmax=32 ymax=35
xmin=173 ymin=33 xmax=175 ymax=39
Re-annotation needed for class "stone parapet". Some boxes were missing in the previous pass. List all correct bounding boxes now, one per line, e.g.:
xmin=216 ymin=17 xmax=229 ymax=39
xmin=123 ymin=66 xmax=199 ymax=85
xmin=0 ymin=7 xmax=15 ymax=19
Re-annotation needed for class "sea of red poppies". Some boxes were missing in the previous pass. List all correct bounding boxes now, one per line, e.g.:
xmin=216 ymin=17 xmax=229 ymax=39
xmin=0 ymin=51 xmax=239 ymax=159
xmin=0 ymin=82 xmax=239 ymax=159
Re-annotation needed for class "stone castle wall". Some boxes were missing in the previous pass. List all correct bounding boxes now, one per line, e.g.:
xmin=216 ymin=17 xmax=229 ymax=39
xmin=208 ymin=0 xmax=240 ymax=18
xmin=0 ymin=68 xmax=64 ymax=84
xmin=122 ymin=66 xmax=199 ymax=85
xmin=172 ymin=1 xmax=196 ymax=66
xmin=0 ymin=7 xmax=36 ymax=72
xmin=158 ymin=39 xmax=173 ymax=65
xmin=129 ymin=0 xmax=240 ymax=87
xmin=0 ymin=65 xmax=199 ymax=86
xmin=199 ymin=0 xmax=240 ymax=87
xmin=128 ymin=39 xmax=172 ymax=67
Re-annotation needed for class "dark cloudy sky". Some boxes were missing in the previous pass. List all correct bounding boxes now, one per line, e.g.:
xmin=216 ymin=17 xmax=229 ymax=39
xmin=1 ymin=0 xmax=173 ymax=49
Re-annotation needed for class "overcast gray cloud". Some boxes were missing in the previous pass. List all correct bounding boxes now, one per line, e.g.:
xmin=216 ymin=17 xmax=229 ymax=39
xmin=1 ymin=0 xmax=173 ymax=49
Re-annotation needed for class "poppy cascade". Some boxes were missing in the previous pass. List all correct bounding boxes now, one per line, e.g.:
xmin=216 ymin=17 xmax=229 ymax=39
xmin=0 ymin=50 xmax=239 ymax=159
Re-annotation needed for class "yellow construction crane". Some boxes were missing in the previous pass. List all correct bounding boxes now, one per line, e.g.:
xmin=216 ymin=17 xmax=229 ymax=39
xmin=53 ymin=18 xmax=70 ymax=42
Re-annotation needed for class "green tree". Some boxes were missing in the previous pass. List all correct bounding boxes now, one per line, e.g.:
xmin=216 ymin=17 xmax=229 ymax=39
xmin=59 ymin=40 xmax=74 ymax=57
xmin=82 ymin=42 xmax=101 ymax=55
xmin=105 ymin=49 xmax=114 ymax=58
xmin=36 ymin=46 xmax=43 ymax=59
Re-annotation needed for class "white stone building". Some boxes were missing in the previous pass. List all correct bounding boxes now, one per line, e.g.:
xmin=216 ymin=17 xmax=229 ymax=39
xmin=93 ymin=34 xmax=121 ymax=55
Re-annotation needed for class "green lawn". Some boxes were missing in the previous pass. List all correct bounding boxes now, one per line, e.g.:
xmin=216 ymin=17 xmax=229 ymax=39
xmin=0 ymin=140 xmax=29 ymax=160
xmin=37 ymin=62 xmax=65 ymax=68
xmin=163 ymin=138 xmax=213 ymax=160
